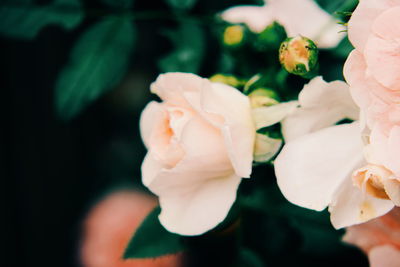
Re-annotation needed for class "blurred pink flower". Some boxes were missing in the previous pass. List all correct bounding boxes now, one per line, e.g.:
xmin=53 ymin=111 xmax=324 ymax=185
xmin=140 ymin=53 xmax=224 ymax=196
xmin=81 ymin=190 xmax=182 ymax=267
xmin=221 ymin=0 xmax=345 ymax=48
xmin=344 ymin=208 xmax=400 ymax=267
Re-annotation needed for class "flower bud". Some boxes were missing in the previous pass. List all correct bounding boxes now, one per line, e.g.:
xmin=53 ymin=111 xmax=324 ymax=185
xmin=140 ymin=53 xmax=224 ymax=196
xmin=209 ymin=73 xmax=243 ymax=87
xmin=248 ymin=88 xmax=279 ymax=108
xmin=223 ymin=25 xmax=245 ymax=47
xmin=279 ymin=36 xmax=318 ymax=78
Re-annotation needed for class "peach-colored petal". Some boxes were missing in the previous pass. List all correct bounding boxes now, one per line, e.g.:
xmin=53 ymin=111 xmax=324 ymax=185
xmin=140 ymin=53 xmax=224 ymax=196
xmin=275 ymin=123 xmax=364 ymax=212
xmin=343 ymin=208 xmax=400 ymax=253
xmin=386 ymin=126 xmax=400 ymax=175
xmin=329 ymin=174 xmax=394 ymax=229
xmin=140 ymin=101 xmax=164 ymax=148
xmin=158 ymin=173 xmax=242 ymax=236
xmin=347 ymin=0 xmax=400 ymax=51
xmin=81 ymin=190 xmax=182 ymax=267
xmin=369 ymin=245 xmax=400 ymax=267
xmin=150 ymin=73 xmax=204 ymax=108
xmin=143 ymin=115 xmax=232 ymax=197
xmin=365 ymin=11 xmax=400 ymax=91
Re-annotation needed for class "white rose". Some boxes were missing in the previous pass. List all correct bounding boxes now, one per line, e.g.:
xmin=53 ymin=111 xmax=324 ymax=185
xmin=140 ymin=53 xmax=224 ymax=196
xmin=140 ymin=73 xmax=255 ymax=236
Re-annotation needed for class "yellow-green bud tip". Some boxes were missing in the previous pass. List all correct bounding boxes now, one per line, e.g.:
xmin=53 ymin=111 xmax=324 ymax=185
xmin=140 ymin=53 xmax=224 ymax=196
xmin=279 ymin=36 xmax=318 ymax=76
xmin=248 ymin=88 xmax=279 ymax=108
xmin=210 ymin=74 xmax=243 ymax=88
xmin=223 ymin=25 xmax=245 ymax=46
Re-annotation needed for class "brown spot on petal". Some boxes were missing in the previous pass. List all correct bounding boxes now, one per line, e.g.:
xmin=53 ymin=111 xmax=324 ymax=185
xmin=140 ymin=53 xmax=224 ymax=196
xmin=359 ymin=201 xmax=376 ymax=222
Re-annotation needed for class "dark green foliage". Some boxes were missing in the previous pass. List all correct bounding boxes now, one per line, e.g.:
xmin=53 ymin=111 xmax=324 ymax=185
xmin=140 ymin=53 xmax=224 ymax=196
xmin=0 ymin=0 xmax=83 ymax=40
xmin=123 ymin=207 xmax=185 ymax=258
xmin=55 ymin=16 xmax=135 ymax=120
xmin=158 ymin=22 xmax=205 ymax=73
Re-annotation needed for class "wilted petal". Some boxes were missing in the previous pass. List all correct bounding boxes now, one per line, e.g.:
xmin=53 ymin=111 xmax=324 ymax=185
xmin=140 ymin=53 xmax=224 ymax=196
xmin=158 ymin=173 xmax=242 ymax=236
xmin=329 ymin=173 xmax=394 ymax=229
xmin=275 ymin=123 xmax=364 ymax=211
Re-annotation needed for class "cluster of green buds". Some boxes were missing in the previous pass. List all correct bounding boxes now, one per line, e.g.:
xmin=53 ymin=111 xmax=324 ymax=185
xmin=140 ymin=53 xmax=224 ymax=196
xmin=279 ymin=36 xmax=318 ymax=78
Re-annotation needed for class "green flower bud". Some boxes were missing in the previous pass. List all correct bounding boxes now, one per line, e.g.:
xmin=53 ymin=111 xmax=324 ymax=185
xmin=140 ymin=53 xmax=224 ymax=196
xmin=209 ymin=74 xmax=243 ymax=88
xmin=248 ymin=88 xmax=279 ymax=108
xmin=223 ymin=25 xmax=245 ymax=47
xmin=279 ymin=36 xmax=318 ymax=78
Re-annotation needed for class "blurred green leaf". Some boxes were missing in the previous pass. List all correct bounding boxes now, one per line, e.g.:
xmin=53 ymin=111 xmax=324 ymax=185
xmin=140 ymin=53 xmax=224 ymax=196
xmin=254 ymin=22 xmax=287 ymax=52
xmin=55 ymin=16 xmax=135 ymax=120
xmin=101 ymin=0 xmax=134 ymax=8
xmin=124 ymin=206 xmax=185 ymax=259
xmin=238 ymin=248 xmax=264 ymax=267
xmin=0 ymin=0 xmax=83 ymax=40
xmin=332 ymin=36 xmax=354 ymax=58
xmin=165 ymin=0 xmax=197 ymax=11
xmin=159 ymin=22 xmax=205 ymax=73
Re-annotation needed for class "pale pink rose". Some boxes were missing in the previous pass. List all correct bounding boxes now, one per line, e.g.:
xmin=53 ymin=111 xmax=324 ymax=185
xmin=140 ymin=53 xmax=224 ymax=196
xmin=221 ymin=0 xmax=345 ymax=48
xmin=344 ymin=207 xmax=400 ymax=267
xmin=81 ymin=190 xmax=182 ymax=267
xmin=140 ymin=73 xmax=255 ymax=236
xmin=344 ymin=0 xmax=400 ymax=180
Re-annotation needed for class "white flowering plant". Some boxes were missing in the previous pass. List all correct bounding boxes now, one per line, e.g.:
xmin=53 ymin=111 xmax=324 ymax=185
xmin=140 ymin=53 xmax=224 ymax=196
xmin=4 ymin=0 xmax=400 ymax=266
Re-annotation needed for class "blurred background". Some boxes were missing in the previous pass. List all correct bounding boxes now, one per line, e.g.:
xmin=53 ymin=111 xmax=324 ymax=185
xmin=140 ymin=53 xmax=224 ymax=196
xmin=2 ymin=0 xmax=369 ymax=266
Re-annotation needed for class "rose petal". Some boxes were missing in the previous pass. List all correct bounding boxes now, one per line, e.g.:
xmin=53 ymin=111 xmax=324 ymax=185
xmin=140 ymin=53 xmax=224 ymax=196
xmin=200 ymin=82 xmax=255 ymax=178
xmin=369 ymin=245 xmax=400 ymax=267
xmin=268 ymin=0 xmax=345 ymax=48
xmin=282 ymin=77 xmax=359 ymax=141
xmin=221 ymin=5 xmax=275 ymax=33
xmin=158 ymin=173 xmax=242 ymax=236
xmin=150 ymin=73 xmax=204 ymax=108
xmin=348 ymin=0 xmax=400 ymax=51
xmin=275 ymin=122 xmax=364 ymax=211
xmin=384 ymin=179 xmax=400 ymax=206
xmin=140 ymin=101 xmax=164 ymax=148
xmin=252 ymin=101 xmax=298 ymax=130
xmin=329 ymin=173 xmax=394 ymax=229
xmin=365 ymin=35 xmax=400 ymax=91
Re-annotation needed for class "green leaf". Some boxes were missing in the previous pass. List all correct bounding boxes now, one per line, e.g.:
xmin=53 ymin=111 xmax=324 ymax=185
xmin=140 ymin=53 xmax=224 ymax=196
xmin=124 ymin=206 xmax=185 ymax=259
xmin=164 ymin=0 xmax=197 ymax=10
xmin=101 ymin=0 xmax=133 ymax=8
xmin=0 ymin=0 xmax=83 ymax=40
xmin=158 ymin=22 xmax=205 ymax=73
xmin=55 ymin=16 xmax=135 ymax=120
